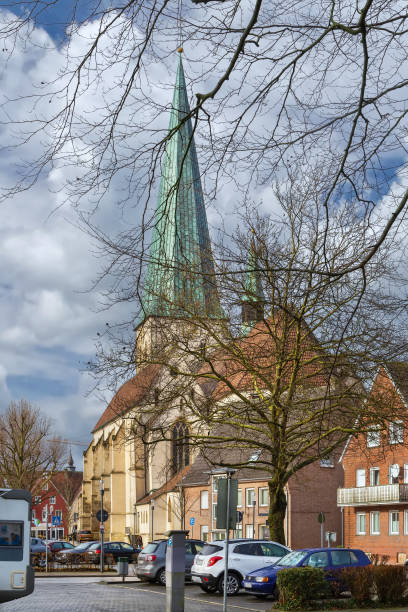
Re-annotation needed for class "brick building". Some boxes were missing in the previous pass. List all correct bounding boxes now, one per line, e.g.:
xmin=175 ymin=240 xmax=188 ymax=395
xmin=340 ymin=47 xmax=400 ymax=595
xmin=183 ymin=449 xmax=343 ymax=548
xmin=31 ymin=456 xmax=82 ymax=541
xmin=338 ymin=363 xmax=408 ymax=563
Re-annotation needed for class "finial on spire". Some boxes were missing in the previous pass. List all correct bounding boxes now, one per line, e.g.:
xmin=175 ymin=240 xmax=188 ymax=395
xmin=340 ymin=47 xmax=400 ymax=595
xmin=177 ymin=46 xmax=183 ymax=54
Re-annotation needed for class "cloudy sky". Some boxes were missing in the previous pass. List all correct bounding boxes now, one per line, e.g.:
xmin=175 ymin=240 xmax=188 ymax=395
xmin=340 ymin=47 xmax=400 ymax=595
xmin=0 ymin=2 xmax=406 ymax=469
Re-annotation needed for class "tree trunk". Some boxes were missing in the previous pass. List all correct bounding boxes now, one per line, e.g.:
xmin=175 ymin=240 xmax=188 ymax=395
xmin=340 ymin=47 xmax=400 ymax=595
xmin=267 ymin=479 xmax=287 ymax=545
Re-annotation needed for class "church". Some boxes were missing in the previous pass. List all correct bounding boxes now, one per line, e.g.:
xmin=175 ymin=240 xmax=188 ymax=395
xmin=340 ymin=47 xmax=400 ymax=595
xmin=79 ymin=53 xmax=344 ymax=547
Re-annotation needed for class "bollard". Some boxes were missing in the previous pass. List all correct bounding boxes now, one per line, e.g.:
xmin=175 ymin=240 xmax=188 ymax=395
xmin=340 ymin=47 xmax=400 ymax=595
xmin=117 ymin=557 xmax=129 ymax=583
xmin=165 ymin=529 xmax=189 ymax=612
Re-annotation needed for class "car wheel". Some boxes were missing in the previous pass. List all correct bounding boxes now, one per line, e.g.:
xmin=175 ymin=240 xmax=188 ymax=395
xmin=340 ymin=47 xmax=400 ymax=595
xmin=157 ymin=568 xmax=166 ymax=586
xmin=218 ymin=572 xmax=241 ymax=595
xmin=199 ymin=584 xmax=217 ymax=593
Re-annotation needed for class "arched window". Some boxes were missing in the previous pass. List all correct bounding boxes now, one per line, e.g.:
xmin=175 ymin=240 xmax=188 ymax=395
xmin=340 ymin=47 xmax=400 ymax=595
xmin=172 ymin=422 xmax=190 ymax=474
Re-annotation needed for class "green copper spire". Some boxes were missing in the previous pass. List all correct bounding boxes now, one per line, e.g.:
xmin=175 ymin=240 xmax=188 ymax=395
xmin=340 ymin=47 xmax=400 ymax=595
xmin=143 ymin=54 xmax=221 ymax=319
xmin=241 ymin=233 xmax=265 ymax=333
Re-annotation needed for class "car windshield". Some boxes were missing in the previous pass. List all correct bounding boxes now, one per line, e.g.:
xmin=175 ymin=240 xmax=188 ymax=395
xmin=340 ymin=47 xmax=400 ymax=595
xmin=74 ymin=543 xmax=92 ymax=551
xmin=276 ymin=551 xmax=306 ymax=566
xmin=200 ymin=544 xmax=223 ymax=556
xmin=141 ymin=543 xmax=159 ymax=554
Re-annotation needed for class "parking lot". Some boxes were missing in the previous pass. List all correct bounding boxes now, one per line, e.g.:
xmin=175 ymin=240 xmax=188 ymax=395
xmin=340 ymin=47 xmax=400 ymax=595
xmin=1 ymin=577 xmax=274 ymax=611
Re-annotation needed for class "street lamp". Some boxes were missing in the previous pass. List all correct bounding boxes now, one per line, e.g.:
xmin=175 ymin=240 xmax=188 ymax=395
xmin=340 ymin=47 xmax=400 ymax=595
xmin=150 ymin=499 xmax=155 ymax=541
xmin=100 ymin=479 xmax=104 ymax=573
xmin=252 ymin=500 xmax=256 ymax=539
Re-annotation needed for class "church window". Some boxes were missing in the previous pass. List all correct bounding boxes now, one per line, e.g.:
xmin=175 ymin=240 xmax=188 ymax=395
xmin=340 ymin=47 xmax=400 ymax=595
xmin=171 ymin=422 xmax=190 ymax=474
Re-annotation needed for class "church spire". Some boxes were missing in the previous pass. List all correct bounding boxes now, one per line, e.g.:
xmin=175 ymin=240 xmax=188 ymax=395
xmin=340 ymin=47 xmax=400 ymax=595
xmin=241 ymin=232 xmax=265 ymax=332
xmin=143 ymin=52 xmax=221 ymax=320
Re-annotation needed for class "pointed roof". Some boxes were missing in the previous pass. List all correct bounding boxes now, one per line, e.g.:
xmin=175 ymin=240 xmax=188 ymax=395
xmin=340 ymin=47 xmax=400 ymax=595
xmin=242 ymin=234 xmax=265 ymax=305
xmin=143 ymin=53 xmax=221 ymax=319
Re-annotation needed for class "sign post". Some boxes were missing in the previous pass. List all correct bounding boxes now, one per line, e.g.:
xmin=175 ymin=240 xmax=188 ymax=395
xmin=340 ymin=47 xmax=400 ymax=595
xmin=318 ymin=512 xmax=325 ymax=548
xmin=215 ymin=469 xmax=238 ymax=612
xmin=189 ymin=517 xmax=195 ymax=539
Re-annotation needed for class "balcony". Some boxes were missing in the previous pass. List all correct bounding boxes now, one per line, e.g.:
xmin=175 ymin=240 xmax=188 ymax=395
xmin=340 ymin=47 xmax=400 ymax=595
xmin=338 ymin=484 xmax=408 ymax=506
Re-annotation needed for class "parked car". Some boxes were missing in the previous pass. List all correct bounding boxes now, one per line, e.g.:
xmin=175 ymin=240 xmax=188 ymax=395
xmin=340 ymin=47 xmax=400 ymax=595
xmin=191 ymin=539 xmax=290 ymax=595
xmin=55 ymin=540 xmax=98 ymax=564
xmin=48 ymin=541 xmax=75 ymax=555
xmin=30 ymin=537 xmax=47 ymax=553
xmin=86 ymin=541 xmax=140 ymax=564
xmin=137 ymin=539 xmax=204 ymax=586
xmin=77 ymin=530 xmax=94 ymax=543
xmin=242 ymin=547 xmax=371 ymax=598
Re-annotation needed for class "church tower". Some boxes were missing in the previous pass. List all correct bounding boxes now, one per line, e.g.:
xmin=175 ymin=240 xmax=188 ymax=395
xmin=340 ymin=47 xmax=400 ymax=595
xmin=136 ymin=53 xmax=222 ymax=363
xmin=241 ymin=234 xmax=265 ymax=334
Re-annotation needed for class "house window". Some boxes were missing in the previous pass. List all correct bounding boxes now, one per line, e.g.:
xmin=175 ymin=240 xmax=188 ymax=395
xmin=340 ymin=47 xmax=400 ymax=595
xmin=32 ymin=510 xmax=36 ymax=519
xmin=200 ymin=490 xmax=209 ymax=510
xmin=356 ymin=513 xmax=366 ymax=535
xmin=370 ymin=511 xmax=380 ymax=535
xmin=249 ymin=450 xmax=261 ymax=463
xmin=388 ymin=464 xmax=400 ymax=484
xmin=201 ymin=525 xmax=209 ymax=541
xmin=259 ymin=487 xmax=269 ymax=507
xmin=212 ymin=475 xmax=226 ymax=493
xmin=237 ymin=489 xmax=242 ymax=507
xmin=34 ymin=496 xmax=41 ymax=504
xmin=366 ymin=425 xmax=380 ymax=447
xmin=42 ymin=508 xmax=47 ymax=521
xmin=404 ymin=510 xmax=408 ymax=535
xmin=404 ymin=464 xmax=408 ymax=484
xmin=246 ymin=488 xmax=255 ymax=506
xmin=259 ymin=524 xmax=269 ymax=539
xmin=245 ymin=524 xmax=254 ymax=538
xmin=389 ymin=511 xmax=399 ymax=535
xmin=356 ymin=469 xmax=366 ymax=487
xmin=171 ymin=422 xmax=190 ymax=474
xmin=49 ymin=496 xmax=56 ymax=505
xmin=369 ymin=467 xmax=380 ymax=486
xmin=234 ymin=526 xmax=243 ymax=538
xmin=213 ymin=531 xmax=225 ymax=540
xmin=43 ymin=482 xmax=49 ymax=491
xmin=389 ymin=421 xmax=404 ymax=445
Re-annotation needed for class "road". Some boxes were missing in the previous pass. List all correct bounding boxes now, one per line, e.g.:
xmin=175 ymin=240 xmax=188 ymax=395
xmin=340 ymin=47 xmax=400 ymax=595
xmin=1 ymin=577 xmax=274 ymax=611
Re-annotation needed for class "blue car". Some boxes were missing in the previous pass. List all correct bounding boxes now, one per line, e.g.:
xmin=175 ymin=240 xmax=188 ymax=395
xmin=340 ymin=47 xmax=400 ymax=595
xmin=242 ymin=547 xmax=371 ymax=599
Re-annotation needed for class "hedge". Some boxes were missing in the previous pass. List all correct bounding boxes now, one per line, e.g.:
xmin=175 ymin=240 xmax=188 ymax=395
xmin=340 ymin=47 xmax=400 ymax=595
xmin=277 ymin=567 xmax=331 ymax=610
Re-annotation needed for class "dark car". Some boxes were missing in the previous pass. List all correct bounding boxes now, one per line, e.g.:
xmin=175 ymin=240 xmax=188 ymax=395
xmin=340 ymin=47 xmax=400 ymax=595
xmin=242 ymin=548 xmax=371 ymax=598
xmin=48 ymin=541 xmax=75 ymax=554
xmin=137 ymin=539 xmax=204 ymax=586
xmin=86 ymin=541 xmax=139 ymax=564
xmin=55 ymin=540 xmax=98 ymax=564
xmin=77 ymin=530 xmax=94 ymax=543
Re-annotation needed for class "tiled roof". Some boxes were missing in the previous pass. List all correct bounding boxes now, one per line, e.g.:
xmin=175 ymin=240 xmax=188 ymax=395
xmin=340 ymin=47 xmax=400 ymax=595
xmin=92 ymin=364 xmax=161 ymax=432
xmin=181 ymin=449 xmax=271 ymax=487
xmin=384 ymin=362 xmax=408 ymax=405
xmin=49 ymin=470 xmax=83 ymax=503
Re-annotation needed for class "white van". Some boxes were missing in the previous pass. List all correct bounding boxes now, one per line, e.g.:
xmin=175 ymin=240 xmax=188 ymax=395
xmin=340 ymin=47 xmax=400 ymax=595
xmin=0 ymin=489 xmax=34 ymax=603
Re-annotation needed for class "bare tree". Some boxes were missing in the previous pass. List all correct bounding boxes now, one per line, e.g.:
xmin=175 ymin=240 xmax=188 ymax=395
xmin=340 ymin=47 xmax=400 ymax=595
xmin=0 ymin=399 xmax=66 ymax=491
xmin=91 ymin=172 xmax=408 ymax=543
xmin=0 ymin=1 xmax=407 ymax=276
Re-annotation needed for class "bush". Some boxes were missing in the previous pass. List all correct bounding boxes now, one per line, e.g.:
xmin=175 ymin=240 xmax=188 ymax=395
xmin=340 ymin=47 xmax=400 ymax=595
xmin=372 ymin=565 xmax=408 ymax=604
xmin=277 ymin=567 xmax=331 ymax=610
xmin=340 ymin=566 xmax=373 ymax=604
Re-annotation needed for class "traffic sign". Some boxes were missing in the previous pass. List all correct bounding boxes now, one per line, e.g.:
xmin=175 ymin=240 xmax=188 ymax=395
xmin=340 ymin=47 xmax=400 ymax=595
xmin=52 ymin=516 xmax=61 ymax=526
xmin=96 ymin=509 xmax=109 ymax=522
xmin=189 ymin=517 xmax=195 ymax=526
xmin=236 ymin=511 xmax=243 ymax=523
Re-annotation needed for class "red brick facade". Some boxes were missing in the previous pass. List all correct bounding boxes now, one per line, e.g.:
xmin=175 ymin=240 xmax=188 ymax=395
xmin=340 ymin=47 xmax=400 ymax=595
xmin=340 ymin=365 xmax=408 ymax=564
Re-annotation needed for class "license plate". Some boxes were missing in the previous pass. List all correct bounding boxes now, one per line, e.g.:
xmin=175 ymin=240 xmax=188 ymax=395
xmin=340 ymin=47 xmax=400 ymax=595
xmin=195 ymin=558 xmax=203 ymax=566
xmin=191 ymin=576 xmax=202 ymax=583
xmin=243 ymin=581 xmax=252 ymax=588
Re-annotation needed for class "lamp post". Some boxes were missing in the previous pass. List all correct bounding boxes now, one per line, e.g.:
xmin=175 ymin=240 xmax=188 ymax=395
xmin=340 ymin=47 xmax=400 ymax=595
xmin=252 ymin=500 xmax=256 ymax=539
xmin=151 ymin=499 xmax=155 ymax=541
xmin=133 ymin=503 xmax=137 ymax=546
xmin=100 ymin=479 xmax=104 ymax=573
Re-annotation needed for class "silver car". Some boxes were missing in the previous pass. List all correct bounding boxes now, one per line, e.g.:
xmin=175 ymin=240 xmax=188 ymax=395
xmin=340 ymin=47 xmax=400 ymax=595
xmin=137 ymin=539 xmax=204 ymax=586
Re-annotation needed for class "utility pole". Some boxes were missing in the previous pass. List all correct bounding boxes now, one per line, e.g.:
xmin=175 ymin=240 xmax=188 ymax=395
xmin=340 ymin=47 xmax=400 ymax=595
xmin=100 ymin=479 xmax=104 ymax=573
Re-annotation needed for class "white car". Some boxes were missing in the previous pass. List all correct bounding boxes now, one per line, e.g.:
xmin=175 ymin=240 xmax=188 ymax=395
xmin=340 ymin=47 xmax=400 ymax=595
xmin=191 ymin=539 xmax=290 ymax=595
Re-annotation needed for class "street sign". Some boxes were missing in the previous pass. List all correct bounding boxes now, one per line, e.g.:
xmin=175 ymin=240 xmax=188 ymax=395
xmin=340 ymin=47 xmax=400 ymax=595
xmin=52 ymin=516 xmax=61 ymax=526
xmin=96 ymin=509 xmax=109 ymax=522
xmin=189 ymin=517 xmax=195 ymax=526
xmin=216 ymin=478 xmax=238 ymax=529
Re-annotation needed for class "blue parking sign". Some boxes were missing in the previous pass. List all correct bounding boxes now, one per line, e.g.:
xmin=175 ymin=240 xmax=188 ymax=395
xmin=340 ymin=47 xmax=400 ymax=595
xmin=189 ymin=517 xmax=195 ymax=526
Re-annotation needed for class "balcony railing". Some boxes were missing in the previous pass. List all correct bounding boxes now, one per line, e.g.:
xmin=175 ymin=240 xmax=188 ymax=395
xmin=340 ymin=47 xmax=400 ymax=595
xmin=337 ymin=484 xmax=408 ymax=506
